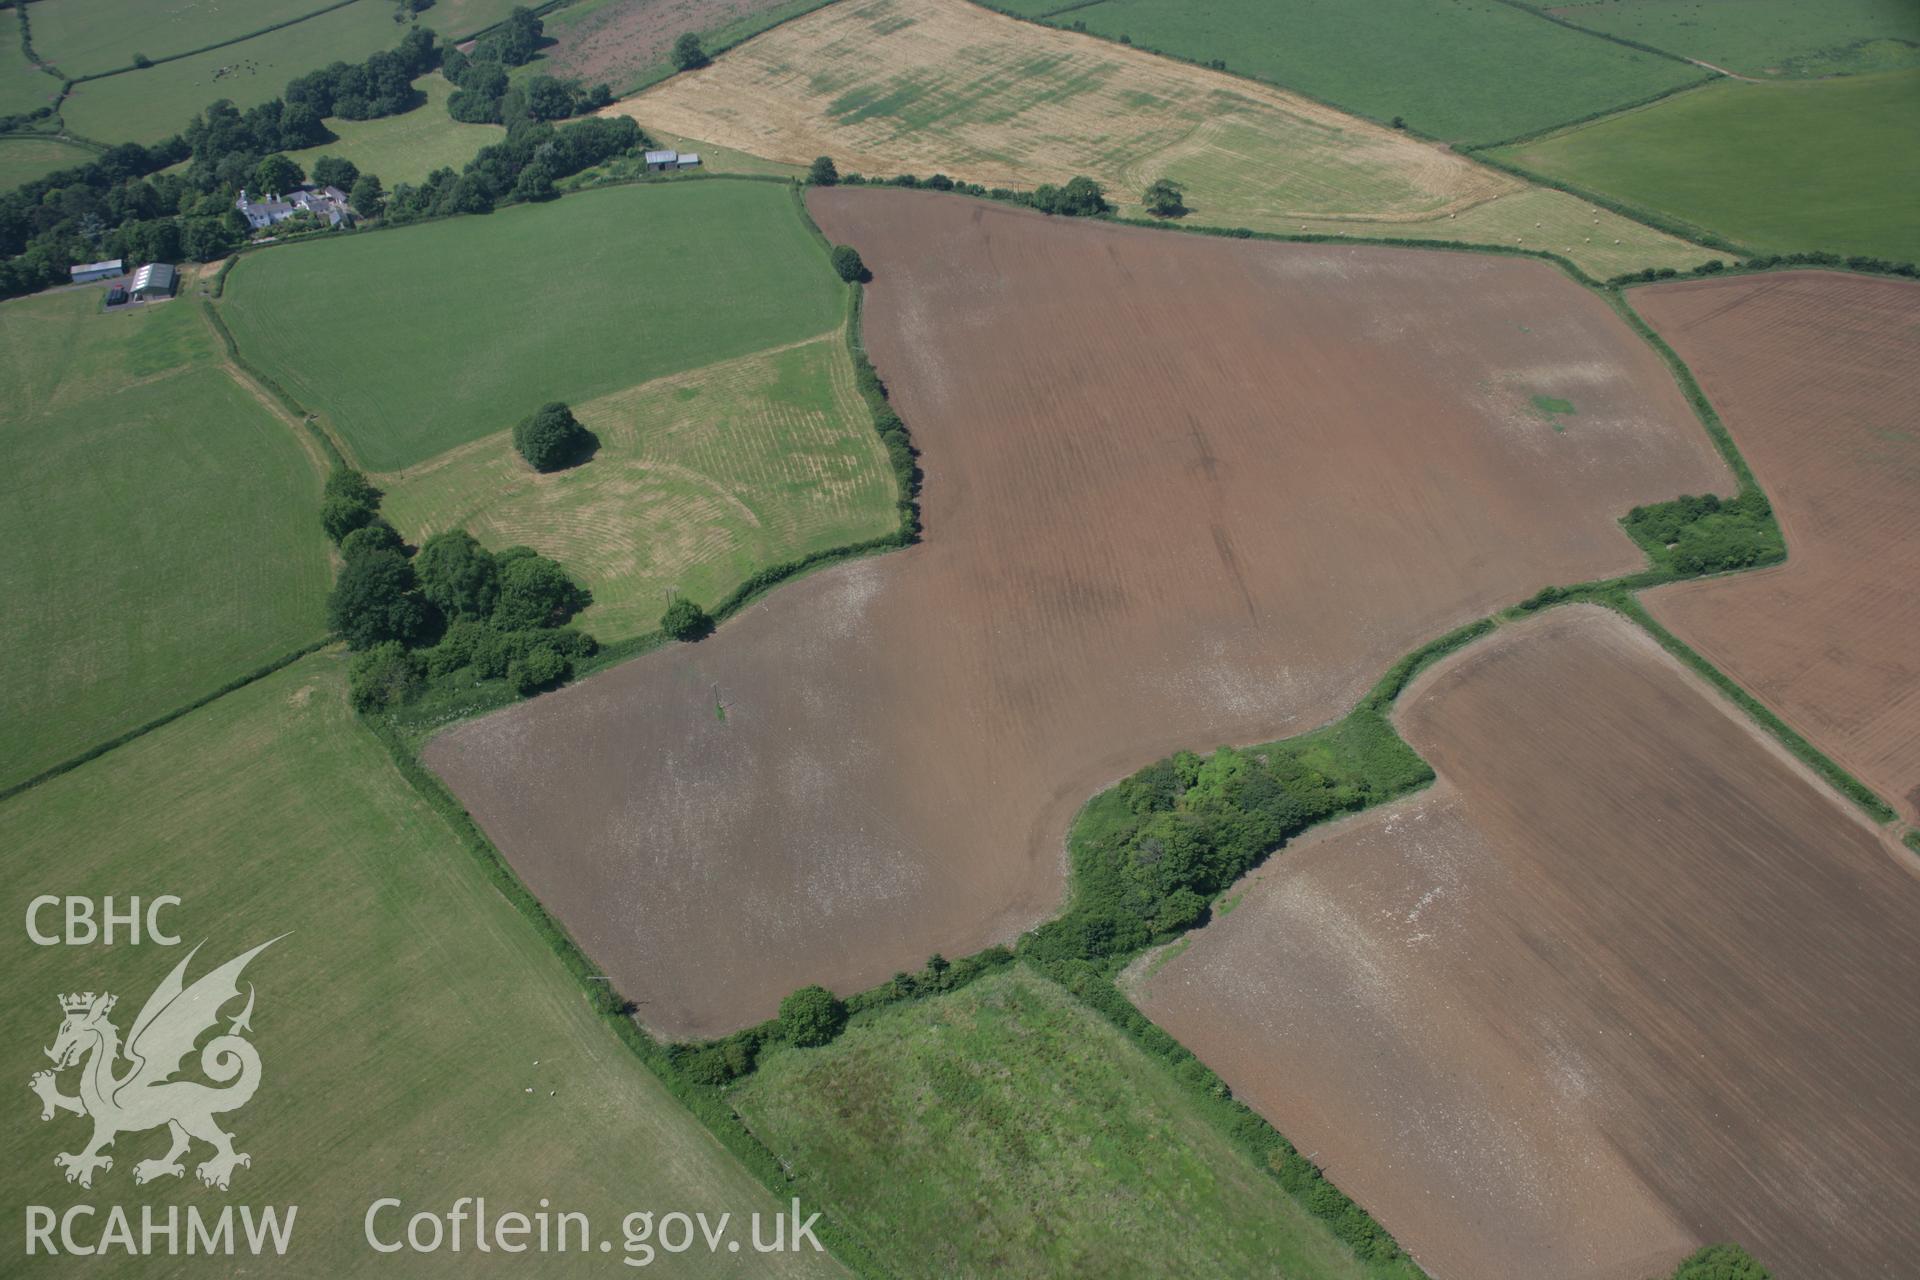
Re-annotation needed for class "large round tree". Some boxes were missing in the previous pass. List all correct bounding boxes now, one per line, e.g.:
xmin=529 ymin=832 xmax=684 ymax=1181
xmin=513 ymin=401 xmax=590 ymax=472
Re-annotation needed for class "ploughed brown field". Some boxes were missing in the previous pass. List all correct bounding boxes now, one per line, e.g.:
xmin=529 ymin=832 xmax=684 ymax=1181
xmin=425 ymin=189 xmax=1729 ymax=1039
xmin=1135 ymin=605 xmax=1920 ymax=1280
xmin=1636 ymin=272 xmax=1920 ymax=821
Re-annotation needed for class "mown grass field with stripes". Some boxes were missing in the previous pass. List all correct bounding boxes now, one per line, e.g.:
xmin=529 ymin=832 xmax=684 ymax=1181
xmin=0 ymin=290 xmax=330 ymax=790
xmin=379 ymin=334 xmax=898 ymax=640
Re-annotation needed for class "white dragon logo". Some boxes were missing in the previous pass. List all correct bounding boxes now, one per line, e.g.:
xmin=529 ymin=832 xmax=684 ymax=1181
xmin=29 ymin=938 xmax=280 ymax=1191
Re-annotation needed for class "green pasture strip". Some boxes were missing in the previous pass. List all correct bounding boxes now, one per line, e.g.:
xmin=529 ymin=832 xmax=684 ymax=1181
xmin=28 ymin=0 xmax=360 ymax=81
xmin=0 ymin=132 xmax=93 ymax=186
xmin=1537 ymin=0 xmax=1920 ymax=78
xmin=984 ymin=0 xmax=1703 ymax=143
xmin=219 ymin=179 xmax=846 ymax=471
xmin=57 ymin=1 xmax=408 ymax=144
xmin=732 ymin=966 xmax=1399 ymax=1279
xmin=1491 ymin=72 xmax=1920 ymax=263
xmin=0 ymin=651 xmax=843 ymax=1279
xmin=0 ymin=289 xmax=331 ymax=791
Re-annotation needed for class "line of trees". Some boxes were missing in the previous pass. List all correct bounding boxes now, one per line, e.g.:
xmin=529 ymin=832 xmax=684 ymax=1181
xmin=444 ymin=7 xmax=611 ymax=126
xmin=322 ymin=469 xmax=598 ymax=709
xmin=377 ymin=113 xmax=645 ymax=222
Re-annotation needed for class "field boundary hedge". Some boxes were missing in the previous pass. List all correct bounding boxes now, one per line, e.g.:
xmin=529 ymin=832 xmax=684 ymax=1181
xmin=1470 ymin=71 xmax=1721 ymax=152
xmin=200 ymin=298 xmax=350 ymax=467
xmin=58 ymin=0 xmax=364 ymax=87
xmin=1487 ymin=0 xmax=1703 ymax=66
xmin=361 ymin=713 xmax=891 ymax=1279
xmin=0 ymin=639 xmax=329 ymax=804
xmin=1465 ymin=142 xmax=1748 ymax=254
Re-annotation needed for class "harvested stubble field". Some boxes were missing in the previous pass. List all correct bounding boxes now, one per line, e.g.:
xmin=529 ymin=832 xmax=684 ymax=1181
xmin=1637 ymin=272 xmax=1920 ymax=821
xmin=1135 ymin=605 xmax=1920 ymax=1280
xmin=379 ymin=334 xmax=899 ymax=641
xmin=615 ymin=0 xmax=1712 ymax=278
xmin=0 ymin=653 xmax=838 ymax=1277
xmin=426 ymin=188 xmax=1730 ymax=1038
xmin=221 ymin=181 xmax=846 ymax=471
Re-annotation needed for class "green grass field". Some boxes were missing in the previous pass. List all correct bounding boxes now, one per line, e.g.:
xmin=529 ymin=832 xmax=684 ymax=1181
xmin=1495 ymin=71 xmax=1920 ymax=261
xmin=733 ymin=967 xmax=1381 ymax=1278
xmin=1548 ymin=0 xmax=1920 ymax=77
xmin=379 ymin=334 xmax=898 ymax=640
xmin=58 ymin=2 xmax=411 ymax=144
xmin=1 ymin=39 xmax=62 ymax=118
xmin=222 ymin=180 xmax=847 ymax=471
xmin=287 ymin=73 xmax=503 ymax=186
xmin=0 ymin=291 xmax=330 ymax=790
xmin=26 ymin=0 xmax=341 ymax=79
xmin=0 ymin=135 xmax=97 ymax=188
xmin=1003 ymin=0 xmax=1706 ymax=143
xmin=0 ymin=652 xmax=843 ymax=1277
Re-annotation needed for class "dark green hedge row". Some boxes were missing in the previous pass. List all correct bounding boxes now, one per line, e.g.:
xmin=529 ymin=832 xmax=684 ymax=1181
xmin=1612 ymin=249 xmax=1920 ymax=288
xmin=666 ymin=947 xmax=1017 ymax=1087
xmin=200 ymin=300 xmax=346 ymax=466
xmin=1604 ymin=595 xmax=1897 ymax=823
xmin=0 ymin=639 xmax=327 ymax=805
xmin=63 ymin=0 xmax=364 ymax=85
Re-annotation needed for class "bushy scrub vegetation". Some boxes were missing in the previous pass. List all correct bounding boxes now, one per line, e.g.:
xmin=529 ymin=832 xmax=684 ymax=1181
xmin=828 ymin=243 xmax=866 ymax=282
xmin=1667 ymin=1243 xmax=1771 ymax=1279
xmin=777 ymin=985 xmax=846 ymax=1047
xmin=1025 ymin=720 xmax=1430 ymax=967
xmin=659 ymin=596 xmax=714 ymax=642
xmin=1143 ymin=177 xmax=1186 ymax=217
xmin=322 ymin=471 xmax=596 ymax=709
xmin=1624 ymin=490 xmax=1784 ymax=575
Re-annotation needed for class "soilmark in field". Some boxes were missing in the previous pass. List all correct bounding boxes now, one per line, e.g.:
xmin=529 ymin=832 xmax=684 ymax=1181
xmin=378 ymin=335 xmax=899 ymax=642
xmin=1638 ymin=271 xmax=1920 ymax=822
xmin=425 ymin=190 xmax=1733 ymax=1040
xmin=1137 ymin=605 xmax=1920 ymax=1279
xmin=614 ymin=0 xmax=1715 ymax=277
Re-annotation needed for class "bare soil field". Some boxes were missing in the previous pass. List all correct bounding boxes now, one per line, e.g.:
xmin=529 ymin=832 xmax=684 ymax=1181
xmin=1637 ymin=272 xmax=1920 ymax=821
xmin=539 ymin=0 xmax=809 ymax=93
xmin=425 ymin=189 xmax=1729 ymax=1039
xmin=611 ymin=0 xmax=1713 ymax=277
xmin=1135 ymin=605 xmax=1920 ymax=1279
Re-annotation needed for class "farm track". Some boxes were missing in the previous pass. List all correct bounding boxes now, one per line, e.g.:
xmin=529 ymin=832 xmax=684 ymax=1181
xmin=425 ymin=189 xmax=1731 ymax=1038
xmin=1637 ymin=272 xmax=1920 ymax=822
xmin=1136 ymin=604 xmax=1920 ymax=1279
